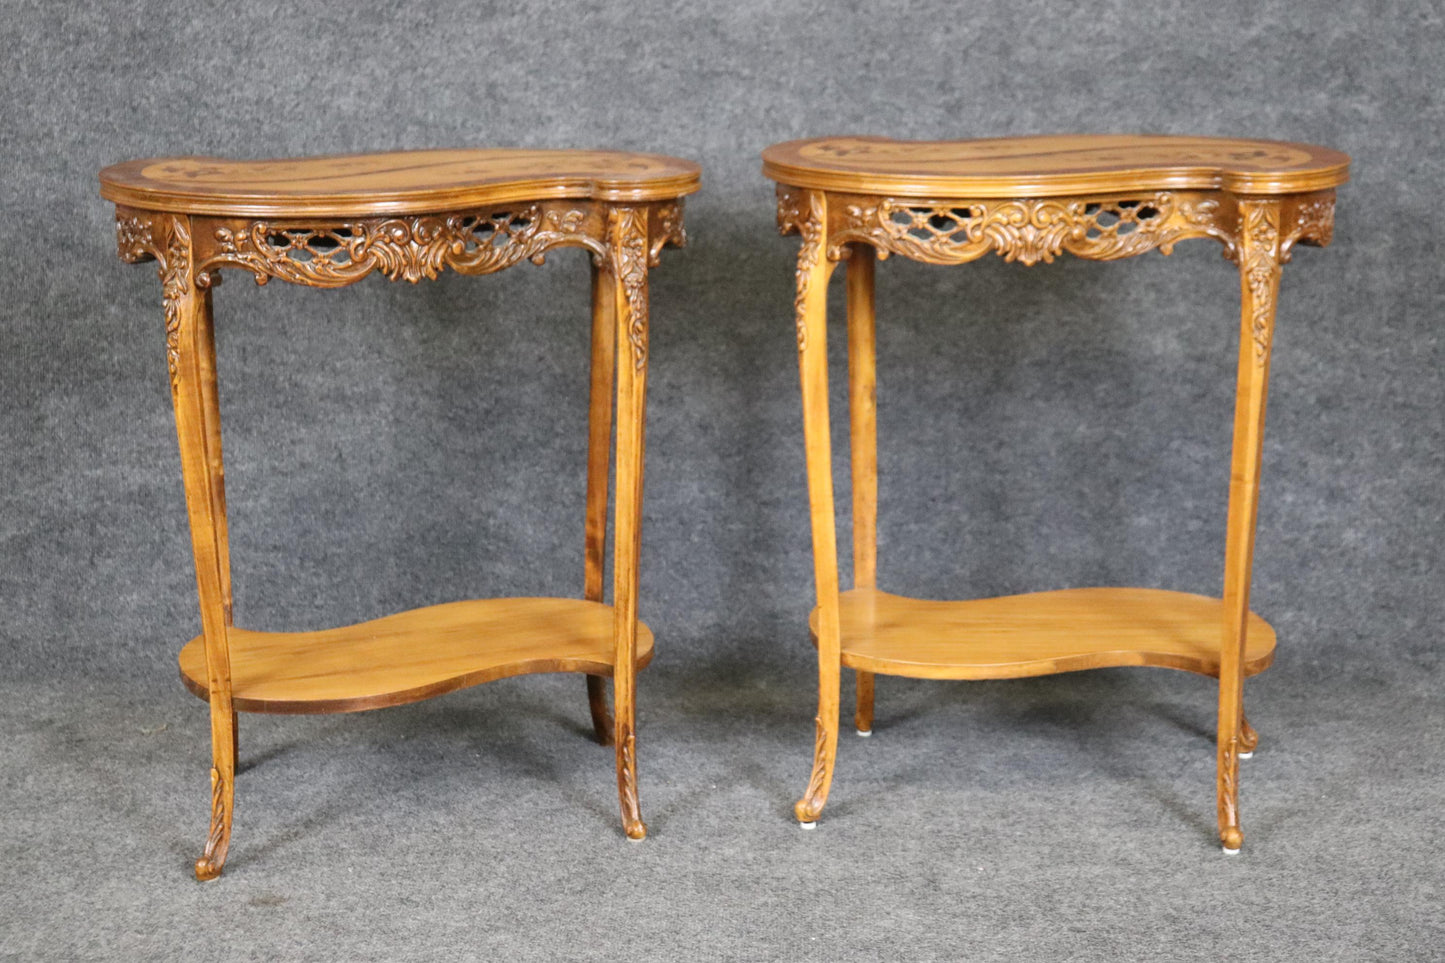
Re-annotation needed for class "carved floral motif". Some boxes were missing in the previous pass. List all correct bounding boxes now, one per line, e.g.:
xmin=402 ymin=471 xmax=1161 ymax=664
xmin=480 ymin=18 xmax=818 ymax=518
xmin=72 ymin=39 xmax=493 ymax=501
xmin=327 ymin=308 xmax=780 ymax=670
xmin=1239 ymin=201 xmax=1282 ymax=363
xmin=829 ymin=192 xmax=1232 ymax=266
xmin=648 ymin=200 xmax=687 ymax=266
xmin=611 ymin=207 xmax=650 ymax=370
xmin=160 ymin=217 xmax=193 ymax=392
xmin=116 ymin=213 xmax=159 ymax=265
xmin=202 ymin=205 xmax=603 ymax=288
xmin=1282 ymin=196 xmax=1335 ymax=261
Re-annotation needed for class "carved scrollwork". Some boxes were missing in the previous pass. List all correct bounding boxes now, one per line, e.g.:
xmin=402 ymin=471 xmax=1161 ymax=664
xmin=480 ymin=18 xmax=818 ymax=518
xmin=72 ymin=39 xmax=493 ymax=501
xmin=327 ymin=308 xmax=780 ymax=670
xmin=199 ymin=204 xmax=605 ymax=288
xmin=610 ymin=207 xmax=650 ymax=370
xmin=827 ymin=192 xmax=1234 ymax=266
xmin=1239 ymin=201 xmax=1282 ymax=364
xmin=776 ymin=187 xmax=825 ymax=351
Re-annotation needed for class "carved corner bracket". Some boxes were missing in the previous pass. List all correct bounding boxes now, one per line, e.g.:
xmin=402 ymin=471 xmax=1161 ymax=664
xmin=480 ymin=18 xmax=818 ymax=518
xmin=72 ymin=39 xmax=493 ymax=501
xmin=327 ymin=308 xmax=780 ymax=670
xmin=775 ymin=186 xmax=825 ymax=351
xmin=648 ymin=199 xmax=687 ymax=266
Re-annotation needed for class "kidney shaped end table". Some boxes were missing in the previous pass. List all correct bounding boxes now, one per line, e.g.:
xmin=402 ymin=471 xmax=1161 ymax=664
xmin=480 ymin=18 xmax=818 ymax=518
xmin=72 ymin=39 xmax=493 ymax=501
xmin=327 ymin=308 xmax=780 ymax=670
xmin=764 ymin=134 xmax=1348 ymax=852
xmin=101 ymin=148 xmax=699 ymax=878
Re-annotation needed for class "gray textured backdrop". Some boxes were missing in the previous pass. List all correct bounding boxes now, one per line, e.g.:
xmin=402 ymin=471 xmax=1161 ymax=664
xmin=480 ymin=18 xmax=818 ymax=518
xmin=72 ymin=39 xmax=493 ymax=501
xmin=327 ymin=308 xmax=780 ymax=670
xmin=2 ymin=1 xmax=1442 ymax=960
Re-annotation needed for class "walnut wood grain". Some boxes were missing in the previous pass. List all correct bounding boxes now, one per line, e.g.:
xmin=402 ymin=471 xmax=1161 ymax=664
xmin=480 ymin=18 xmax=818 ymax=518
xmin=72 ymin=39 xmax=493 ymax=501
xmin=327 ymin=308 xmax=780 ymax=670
xmin=763 ymin=134 xmax=1349 ymax=198
xmin=177 ymin=598 xmax=656 ymax=714
xmin=769 ymin=134 xmax=1347 ymax=849
xmin=101 ymin=148 xmax=701 ymax=216
xmin=809 ymin=588 xmax=1276 ymax=680
xmin=106 ymin=147 xmax=692 ymax=876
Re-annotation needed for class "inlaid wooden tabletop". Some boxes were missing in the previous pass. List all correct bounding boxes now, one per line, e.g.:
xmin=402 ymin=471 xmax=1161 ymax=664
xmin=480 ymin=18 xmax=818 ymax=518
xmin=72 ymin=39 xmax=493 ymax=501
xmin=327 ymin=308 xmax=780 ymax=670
xmin=762 ymin=134 xmax=1350 ymax=197
xmin=100 ymin=147 xmax=702 ymax=217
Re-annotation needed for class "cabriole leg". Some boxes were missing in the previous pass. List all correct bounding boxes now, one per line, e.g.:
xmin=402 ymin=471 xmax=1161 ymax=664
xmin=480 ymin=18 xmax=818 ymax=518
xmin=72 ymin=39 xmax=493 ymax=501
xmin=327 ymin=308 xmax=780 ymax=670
xmin=847 ymin=243 xmax=878 ymax=737
xmin=791 ymin=191 xmax=843 ymax=826
xmin=608 ymin=208 xmax=650 ymax=840
xmin=584 ymin=259 xmax=618 ymax=746
xmin=1217 ymin=199 xmax=1282 ymax=854
xmin=163 ymin=219 xmax=237 ymax=879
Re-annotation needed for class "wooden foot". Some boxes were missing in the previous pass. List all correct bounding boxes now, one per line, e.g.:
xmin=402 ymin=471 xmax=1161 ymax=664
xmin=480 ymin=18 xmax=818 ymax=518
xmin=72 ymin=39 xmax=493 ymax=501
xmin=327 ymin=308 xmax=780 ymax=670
xmin=795 ymin=713 xmax=839 ymax=823
xmin=854 ymin=670 xmax=875 ymax=735
xmin=194 ymin=762 xmax=233 ymax=880
xmin=615 ymin=720 xmax=646 ymax=840
xmin=1239 ymin=713 xmax=1259 ymax=757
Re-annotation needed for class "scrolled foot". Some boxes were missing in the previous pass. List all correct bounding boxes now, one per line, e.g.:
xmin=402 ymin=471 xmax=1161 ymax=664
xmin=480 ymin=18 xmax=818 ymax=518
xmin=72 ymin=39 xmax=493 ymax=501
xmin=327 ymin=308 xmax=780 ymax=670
xmin=1240 ymin=715 xmax=1259 ymax=756
xmin=194 ymin=766 xmax=231 ymax=881
xmin=624 ymin=820 xmax=647 ymax=842
xmin=1220 ymin=826 xmax=1243 ymax=854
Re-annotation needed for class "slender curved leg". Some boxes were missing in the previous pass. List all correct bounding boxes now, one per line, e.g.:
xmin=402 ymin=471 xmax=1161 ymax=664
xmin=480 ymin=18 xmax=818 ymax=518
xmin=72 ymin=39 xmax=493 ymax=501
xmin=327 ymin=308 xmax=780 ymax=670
xmin=608 ymin=207 xmax=650 ymax=840
xmin=1239 ymin=714 xmax=1259 ymax=759
xmin=791 ymin=191 xmax=843 ymax=826
xmin=1217 ymin=200 xmax=1282 ymax=854
xmin=847 ymin=243 xmax=878 ymax=737
xmin=584 ymin=259 xmax=617 ymax=746
xmin=162 ymin=218 xmax=237 ymax=879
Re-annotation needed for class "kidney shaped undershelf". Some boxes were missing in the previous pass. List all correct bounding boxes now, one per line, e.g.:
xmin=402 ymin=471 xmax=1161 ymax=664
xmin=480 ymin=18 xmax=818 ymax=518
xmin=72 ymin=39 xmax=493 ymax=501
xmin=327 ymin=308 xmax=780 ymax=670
xmin=178 ymin=598 xmax=656 ymax=714
xmin=809 ymin=587 xmax=1275 ymax=680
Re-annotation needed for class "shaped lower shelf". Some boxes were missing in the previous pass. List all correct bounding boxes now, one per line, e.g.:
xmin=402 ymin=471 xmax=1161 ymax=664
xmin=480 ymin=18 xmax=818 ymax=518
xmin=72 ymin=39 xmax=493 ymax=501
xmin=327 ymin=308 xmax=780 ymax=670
xmin=810 ymin=587 xmax=1275 ymax=680
xmin=179 ymin=597 xmax=653 ymax=714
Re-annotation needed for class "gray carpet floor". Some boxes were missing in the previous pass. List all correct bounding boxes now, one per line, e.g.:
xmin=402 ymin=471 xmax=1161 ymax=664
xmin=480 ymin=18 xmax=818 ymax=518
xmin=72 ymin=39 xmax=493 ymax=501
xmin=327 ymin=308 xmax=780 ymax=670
xmin=3 ymin=656 xmax=1440 ymax=961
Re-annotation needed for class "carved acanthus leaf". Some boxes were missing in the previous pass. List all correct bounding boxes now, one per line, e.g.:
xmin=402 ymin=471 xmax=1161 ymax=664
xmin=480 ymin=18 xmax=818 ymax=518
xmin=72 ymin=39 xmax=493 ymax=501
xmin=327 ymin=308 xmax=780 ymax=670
xmin=200 ymin=205 xmax=603 ymax=288
xmin=798 ymin=714 xmax=831 ymax=819
xmin=617 ymin=723 xmax=640 ymax=820
xmin=1217 ymin=736 xmax=1240 ymax=837
xmin=829 ymin=192 xmax=1233 ymax=266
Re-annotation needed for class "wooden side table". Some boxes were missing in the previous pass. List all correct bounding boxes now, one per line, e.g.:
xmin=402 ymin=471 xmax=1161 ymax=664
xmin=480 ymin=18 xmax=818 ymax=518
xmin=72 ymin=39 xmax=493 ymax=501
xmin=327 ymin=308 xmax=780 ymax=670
xmin=763 ymin=134 xmax=1349 ymax=852
xmin=100 ymin=148 xmax=699 ymax=878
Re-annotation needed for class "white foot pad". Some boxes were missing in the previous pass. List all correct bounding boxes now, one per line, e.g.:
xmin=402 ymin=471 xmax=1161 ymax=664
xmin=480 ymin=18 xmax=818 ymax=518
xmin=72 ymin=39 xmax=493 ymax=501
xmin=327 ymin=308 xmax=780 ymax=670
xmin=856 ymin=729 xmax=872 ymax=738
xmin=799 ymin=821 xmax=817 ymax=830
xmin=627 ymin=836 xmax=645 ymax=844
xmin=1238 ymin=750 xmax=1254 ymax=760
xmin=1222 ymin=846 xmax=1240 ymax=855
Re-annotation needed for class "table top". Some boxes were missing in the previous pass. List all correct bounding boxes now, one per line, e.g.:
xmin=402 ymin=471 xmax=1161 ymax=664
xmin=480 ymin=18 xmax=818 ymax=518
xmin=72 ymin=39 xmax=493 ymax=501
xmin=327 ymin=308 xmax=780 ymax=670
xmin=100 ymin=148 xmax=702 ymax=217
xmin=762 ymin=134 xmax=1349 ymax=197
